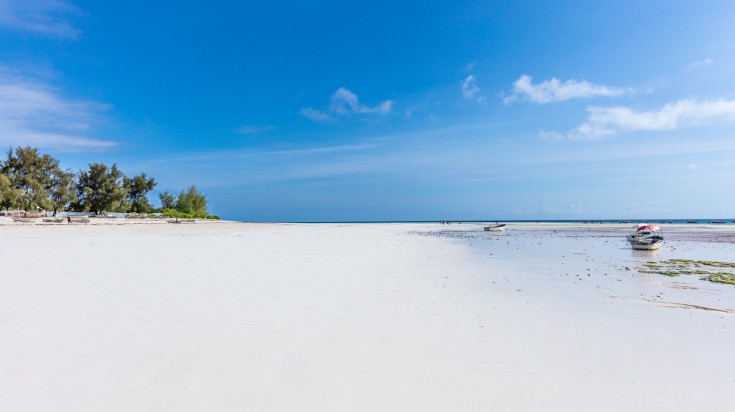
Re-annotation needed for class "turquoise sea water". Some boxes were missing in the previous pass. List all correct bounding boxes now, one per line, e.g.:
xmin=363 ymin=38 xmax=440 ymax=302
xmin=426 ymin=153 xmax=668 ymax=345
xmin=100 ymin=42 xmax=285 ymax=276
xmin=288 ymin=219 xmax=735 ymax=225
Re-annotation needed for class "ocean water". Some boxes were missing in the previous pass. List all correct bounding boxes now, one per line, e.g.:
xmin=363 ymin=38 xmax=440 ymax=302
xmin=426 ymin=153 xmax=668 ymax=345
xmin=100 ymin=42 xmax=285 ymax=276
xmin=461 ymin=219 xmax=735 ymax=225
xmin=291 ymin=219 xmax=735 ymax=225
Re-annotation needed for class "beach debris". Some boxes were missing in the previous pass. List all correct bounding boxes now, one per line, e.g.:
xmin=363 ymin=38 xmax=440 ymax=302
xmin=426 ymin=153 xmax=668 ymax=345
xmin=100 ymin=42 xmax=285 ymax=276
xmin=638 ymin=259 xmax=735 ymax=285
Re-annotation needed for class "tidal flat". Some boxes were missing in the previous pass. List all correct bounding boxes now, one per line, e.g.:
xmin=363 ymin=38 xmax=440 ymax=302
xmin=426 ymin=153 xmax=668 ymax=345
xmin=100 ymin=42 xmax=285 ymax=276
xmin=1 ymin=222 xmax=733 ymax=411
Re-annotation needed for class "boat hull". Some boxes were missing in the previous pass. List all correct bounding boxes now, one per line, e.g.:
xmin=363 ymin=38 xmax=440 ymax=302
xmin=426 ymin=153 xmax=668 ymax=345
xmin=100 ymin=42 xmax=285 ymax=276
xmin=630 ymin=240 xmax=663 ymax=250
xmin=484 ymin=224 xmax=506 ymax=232
xmin=11 ymin=217 xmax=33 ymax=223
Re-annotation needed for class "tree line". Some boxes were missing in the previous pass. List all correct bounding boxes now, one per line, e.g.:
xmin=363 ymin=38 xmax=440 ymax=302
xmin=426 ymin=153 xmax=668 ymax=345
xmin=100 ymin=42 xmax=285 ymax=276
xmin=0 ymin=146 xmax=217 ymax=219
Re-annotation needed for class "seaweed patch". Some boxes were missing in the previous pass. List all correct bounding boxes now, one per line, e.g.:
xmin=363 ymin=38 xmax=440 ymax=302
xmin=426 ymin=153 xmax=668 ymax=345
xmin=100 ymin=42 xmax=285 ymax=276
xmin=639 ymin=259 xmax=735 ymax=285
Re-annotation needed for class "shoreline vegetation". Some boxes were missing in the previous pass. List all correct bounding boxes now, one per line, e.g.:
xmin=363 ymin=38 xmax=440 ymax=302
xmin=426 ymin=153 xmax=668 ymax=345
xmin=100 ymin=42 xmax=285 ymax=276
xmin=0 ymin=146 xmax=218 ymax=220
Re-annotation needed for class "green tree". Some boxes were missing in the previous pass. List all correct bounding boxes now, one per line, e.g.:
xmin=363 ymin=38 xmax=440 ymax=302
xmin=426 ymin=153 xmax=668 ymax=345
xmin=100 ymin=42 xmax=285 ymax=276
xmin=75 ymin=163 xmax=128 ymax=214
xmin=124 ymin=173 xmax=156 ymax=213
xmin=50 ymin=169 xmax=77 ymax=215
xmin=176 ymin=185 xmax=207 ymax=215
xmin=159 ymin=191 xmax=176 ymax=210
xmin=0 ymin=173 xmax=22 ymax=210
xmin=2 ymin=146 xmax=59 ymax=212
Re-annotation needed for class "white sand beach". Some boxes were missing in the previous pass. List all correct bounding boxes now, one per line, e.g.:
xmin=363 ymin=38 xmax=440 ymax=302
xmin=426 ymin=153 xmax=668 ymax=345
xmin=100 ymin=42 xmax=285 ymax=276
xmin=1 ymin=221 xmax=733 ymax=411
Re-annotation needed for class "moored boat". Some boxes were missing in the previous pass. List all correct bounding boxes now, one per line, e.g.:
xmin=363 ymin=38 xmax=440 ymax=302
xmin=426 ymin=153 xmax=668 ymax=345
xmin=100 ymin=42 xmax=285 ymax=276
xmin=627 ymin=224 xmax=664 ymax=250
xmin=68 ymin=216 xmax=90 ymax=224
xmin=42 ymin=217 xmax=65 ymax=223
xmin=484 ymin=224 xmax=506 ymax=232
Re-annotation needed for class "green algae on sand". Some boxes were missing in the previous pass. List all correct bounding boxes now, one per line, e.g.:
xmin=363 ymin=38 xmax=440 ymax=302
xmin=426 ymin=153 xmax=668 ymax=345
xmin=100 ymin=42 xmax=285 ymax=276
xmin=706 ymin=273 xmax=735 ymax=285
xmin=639 ymin=259 xmax=735 ymax=285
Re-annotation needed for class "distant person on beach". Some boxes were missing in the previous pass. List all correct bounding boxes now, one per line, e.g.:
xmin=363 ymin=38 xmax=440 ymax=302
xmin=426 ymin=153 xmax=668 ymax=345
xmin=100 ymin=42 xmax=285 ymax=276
xmin=67 ymin=216 xmax=72 ymax=224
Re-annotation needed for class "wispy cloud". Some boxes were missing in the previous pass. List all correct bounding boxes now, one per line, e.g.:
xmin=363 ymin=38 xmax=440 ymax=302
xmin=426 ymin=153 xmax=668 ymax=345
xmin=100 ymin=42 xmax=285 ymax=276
xmin=299 ymin=107 xmax=333 ymax=122
xmin=235 ymin=125 xmax=274 ymax=134
xmin=505 ymin=74 xmax=629 ymax=104
xmin=544 ymin=99 xmax=735 ymax=140
xmin=462 ymin=75 xmax=486 ymax=105
xmin=144 ymin=141 xmax=385 ymax=166
xmin=0 ymin=0 xmax=79 ymax=38
xmin=300 ymin=87 xmax=394 ymax=122
xmin=132 ymin=140 xmax=396 ymax=188
xmin=536 ymin=203 xmax=583 ymax=215
xmin=538 ymin=131 xmax=565 ymax=141
xmin=685 ymin=58 xmax=713 ymax=70
xmin=0 ymin=66 xmax=116 ymax=150
xmin=331 ymin=87 xmax=393 ymax=115
xmin=624 ymin=201 xmax=667 ymax=215
xmin=266 ymin=142 xmax=382 ymax=156
xmin=129 ymin=118 xmax=735 ymax=201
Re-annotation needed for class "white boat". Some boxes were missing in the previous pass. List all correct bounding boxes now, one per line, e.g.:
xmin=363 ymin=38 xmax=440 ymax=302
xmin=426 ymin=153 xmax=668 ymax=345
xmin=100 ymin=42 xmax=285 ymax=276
xmin=42 ymin=217 xmax=65 ymax=223
xmin=167 ymin=218 xmax=195 ymax=224
xmin=484 ymin=224 xmax=506 ymax=232
xmin=627 ymin=224 xmax=664 ymax=250
xmin=68 ymin=216 xmax=90 ymax=224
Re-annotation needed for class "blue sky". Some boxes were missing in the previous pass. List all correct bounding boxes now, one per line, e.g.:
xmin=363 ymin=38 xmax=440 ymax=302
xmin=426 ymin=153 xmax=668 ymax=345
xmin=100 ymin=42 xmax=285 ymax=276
xmin=1 ymin=0 xmax=735 ymax=221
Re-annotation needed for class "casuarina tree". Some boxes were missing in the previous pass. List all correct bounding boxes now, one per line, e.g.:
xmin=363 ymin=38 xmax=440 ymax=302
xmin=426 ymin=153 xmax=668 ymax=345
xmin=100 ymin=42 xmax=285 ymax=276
xmin=176 ymin=185 xmax=207 ymax=215
xmin=75 ymin=163 xmax=127 ymax=214
xmin=124 ymin=173 xmax=156 ymax=213
xmin=2 ymin=146 xmax=60 ymax=212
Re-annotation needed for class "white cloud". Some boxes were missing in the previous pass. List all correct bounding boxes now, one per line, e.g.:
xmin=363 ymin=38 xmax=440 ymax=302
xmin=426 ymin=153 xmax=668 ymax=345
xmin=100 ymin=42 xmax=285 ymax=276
xmin=330 ymin=87 xmax=394 ymax=115
xmin=0 ymin=0 xmax=78 ymax=38
xmin=300 ymin=87 xmax=394 ymax=122
xmin=505 ymin=74 xmax=628 ymax=104
xmin=0 ymin=67 xmax=116 ymax=150
xmin=685 ymin=58 xmax=713 ymax=70
xmin=462 ymin=75 xmax=486 ymax=104
xmin=266 ymin=143 xmax=381 ymax=156
xmin=299 ymin=107 xmax=332 ymax=122
xmin=546 ymin=99 xmax=735 ymax=140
